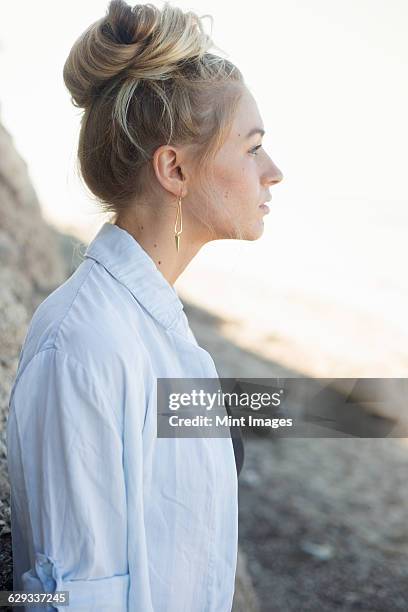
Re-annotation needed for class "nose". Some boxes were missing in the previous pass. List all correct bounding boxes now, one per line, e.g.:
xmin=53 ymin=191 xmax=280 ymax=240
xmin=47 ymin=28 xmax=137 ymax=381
xmin=265 ymin=160 xmax=284 ymax=188
xmin=271 ymin=162 xmax=284 ymax=185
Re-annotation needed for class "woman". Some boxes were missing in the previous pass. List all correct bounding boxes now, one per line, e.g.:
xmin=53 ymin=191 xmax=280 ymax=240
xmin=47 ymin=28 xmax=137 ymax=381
xmin=6 ymin=1 xmax=283 ymax=610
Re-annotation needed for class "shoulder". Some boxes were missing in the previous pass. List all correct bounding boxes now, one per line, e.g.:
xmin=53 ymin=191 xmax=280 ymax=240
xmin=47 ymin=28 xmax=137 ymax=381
xmin=15 ymin=258 xmax=153 ymax=393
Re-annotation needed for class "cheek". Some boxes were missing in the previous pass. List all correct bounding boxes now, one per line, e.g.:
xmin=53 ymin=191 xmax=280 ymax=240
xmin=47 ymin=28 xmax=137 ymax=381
xmin=222 ymin=170 xmax=258 ymax=216
xmin=209 ymin=158 xmax=258 ymax=228
xmin=216 ymin=165 xmax=251 ymax=204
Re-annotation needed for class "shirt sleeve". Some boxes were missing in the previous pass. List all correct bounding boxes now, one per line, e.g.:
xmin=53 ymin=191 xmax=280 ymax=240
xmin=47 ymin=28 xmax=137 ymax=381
xmin=6 ymin=347 xmax=129 ymax=612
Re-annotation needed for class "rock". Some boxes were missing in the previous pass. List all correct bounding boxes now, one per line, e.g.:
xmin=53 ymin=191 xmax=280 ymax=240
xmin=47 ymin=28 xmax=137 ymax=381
xmin=299 ymin=540 xmax=335 ymax=561
xmin=0 ymin=119 xmax=70 ymax=588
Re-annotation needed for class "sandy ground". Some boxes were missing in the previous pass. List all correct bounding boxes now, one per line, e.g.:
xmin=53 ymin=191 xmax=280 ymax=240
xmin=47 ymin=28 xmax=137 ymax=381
xmin=184 ymin=301 xmax=408 ymax=611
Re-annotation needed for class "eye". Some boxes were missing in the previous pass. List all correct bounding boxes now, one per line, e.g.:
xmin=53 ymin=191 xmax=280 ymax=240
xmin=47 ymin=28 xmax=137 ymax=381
xmin=249 ymin=144 xmax=263 ymax=156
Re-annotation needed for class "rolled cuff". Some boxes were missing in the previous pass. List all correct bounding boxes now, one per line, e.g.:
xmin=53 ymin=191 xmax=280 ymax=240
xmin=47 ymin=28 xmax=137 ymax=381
xmin=21 ymin=552 xmax=129 ymax=611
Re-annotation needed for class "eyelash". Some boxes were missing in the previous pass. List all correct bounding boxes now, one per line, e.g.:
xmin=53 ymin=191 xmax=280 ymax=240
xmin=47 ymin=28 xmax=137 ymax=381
xmin=249 ymin=144 xmax=263 ymax=156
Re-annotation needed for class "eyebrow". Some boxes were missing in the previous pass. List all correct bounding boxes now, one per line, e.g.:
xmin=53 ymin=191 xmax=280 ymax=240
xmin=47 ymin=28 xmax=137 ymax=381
xmin=246 ymin=128 xmax=265 ymax=139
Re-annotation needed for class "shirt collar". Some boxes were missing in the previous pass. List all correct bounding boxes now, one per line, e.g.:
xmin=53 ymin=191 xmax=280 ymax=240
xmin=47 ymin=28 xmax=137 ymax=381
xmin=84 ymin=221 xmax=184 ymax=330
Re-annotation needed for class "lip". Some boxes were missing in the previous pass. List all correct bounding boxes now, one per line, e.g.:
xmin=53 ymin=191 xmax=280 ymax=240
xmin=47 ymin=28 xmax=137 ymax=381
xmin=259 ymin=196 xmax=271 ymax=214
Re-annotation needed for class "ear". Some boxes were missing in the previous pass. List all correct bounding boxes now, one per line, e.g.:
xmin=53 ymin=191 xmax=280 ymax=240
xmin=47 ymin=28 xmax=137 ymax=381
xmin=152 ymin=144 xmax=188 ymax=198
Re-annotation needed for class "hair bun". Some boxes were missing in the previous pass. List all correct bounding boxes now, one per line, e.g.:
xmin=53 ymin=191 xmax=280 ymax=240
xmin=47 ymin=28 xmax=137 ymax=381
xmin=101 ymin=2 xmax=154 ymax=45
xmin=63 ymin=0 xmax=214 ymax=110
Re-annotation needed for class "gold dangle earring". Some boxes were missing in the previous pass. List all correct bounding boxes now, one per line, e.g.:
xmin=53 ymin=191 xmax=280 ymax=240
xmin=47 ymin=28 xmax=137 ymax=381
xmin=174 ymin=193 xmax=183 ymax=252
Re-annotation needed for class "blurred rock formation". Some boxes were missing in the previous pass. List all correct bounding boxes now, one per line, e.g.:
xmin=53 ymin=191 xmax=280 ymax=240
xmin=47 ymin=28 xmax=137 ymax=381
xmin=0 ymin=120 xmax=70 ymax=594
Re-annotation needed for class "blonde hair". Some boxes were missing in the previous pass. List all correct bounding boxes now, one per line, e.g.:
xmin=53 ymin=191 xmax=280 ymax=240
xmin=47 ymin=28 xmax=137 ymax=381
xmin=63 ymin=0 xmax=245 ymax=234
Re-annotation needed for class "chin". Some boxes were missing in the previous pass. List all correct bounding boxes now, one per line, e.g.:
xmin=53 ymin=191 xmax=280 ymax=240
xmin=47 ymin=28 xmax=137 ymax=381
xmin=241 ymin=222 xmax=265 ymax=241
xmin=215 ymin=220 xmax=265 ymax=241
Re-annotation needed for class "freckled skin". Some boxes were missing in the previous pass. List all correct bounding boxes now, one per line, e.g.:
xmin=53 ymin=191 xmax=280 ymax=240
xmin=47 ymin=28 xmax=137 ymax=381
xmin=194 ymin=88 xmax=284 ymax=241
xmin=113 ymin=86 xmax=284 ymax=286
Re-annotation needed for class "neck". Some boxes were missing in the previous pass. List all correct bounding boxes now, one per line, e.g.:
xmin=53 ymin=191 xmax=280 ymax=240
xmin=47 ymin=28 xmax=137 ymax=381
xmin=113 ymin=204 xmax=205 ymax=286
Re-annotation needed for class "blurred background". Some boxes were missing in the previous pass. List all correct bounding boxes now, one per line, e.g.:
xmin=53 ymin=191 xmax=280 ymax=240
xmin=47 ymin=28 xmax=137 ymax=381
xmin=0 ymin=1 xmax=407 ymax=610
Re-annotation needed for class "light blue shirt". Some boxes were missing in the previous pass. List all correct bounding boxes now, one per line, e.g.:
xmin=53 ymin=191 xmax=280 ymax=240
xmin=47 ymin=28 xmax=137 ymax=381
xmin=6 ymin=221 xmax=238 ymax=611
